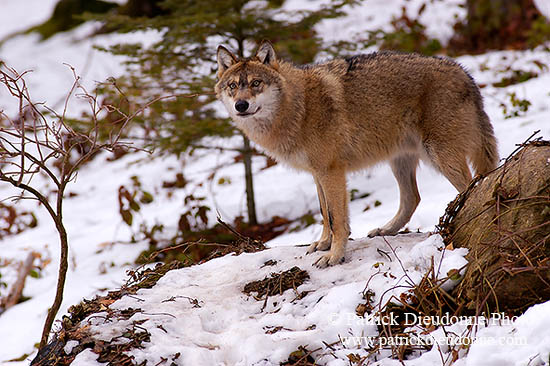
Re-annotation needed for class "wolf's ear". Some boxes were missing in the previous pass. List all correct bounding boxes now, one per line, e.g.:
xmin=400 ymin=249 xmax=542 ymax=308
xmin=255 ymin=41 xmax=277 ymax=67
xmin=217 ymin=45 xmax=237 ymax=77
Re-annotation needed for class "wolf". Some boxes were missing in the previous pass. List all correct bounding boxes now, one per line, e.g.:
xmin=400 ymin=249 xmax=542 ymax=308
xmin=215 ymin=41 xmax=498 ymax=268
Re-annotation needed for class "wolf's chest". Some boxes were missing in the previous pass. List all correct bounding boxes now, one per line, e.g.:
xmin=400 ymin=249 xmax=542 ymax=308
xmin=268 ymin=148 xmax=310 ymax=171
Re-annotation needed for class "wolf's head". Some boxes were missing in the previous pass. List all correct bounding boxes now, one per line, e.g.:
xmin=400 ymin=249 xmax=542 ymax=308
xmin=215 ymin=41 xmax=283 ymax=135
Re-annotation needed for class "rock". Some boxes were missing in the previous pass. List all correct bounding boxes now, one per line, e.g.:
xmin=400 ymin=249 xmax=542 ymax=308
xmin=439 ymin=140 xmax=550 ymax=314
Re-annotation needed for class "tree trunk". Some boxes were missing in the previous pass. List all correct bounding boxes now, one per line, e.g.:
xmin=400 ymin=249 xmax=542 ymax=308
xmin=0 ymin=253 xmax=35 ymax=313
xmin=39 ymin=184 xmax=70 ymax=348
xmin=449 ymin=0 xmax=546 ymax=53
xmin=242 ymin=134 xmax=258 ymax=226
xmin=236 ymin=39 xmax=258 ymax=226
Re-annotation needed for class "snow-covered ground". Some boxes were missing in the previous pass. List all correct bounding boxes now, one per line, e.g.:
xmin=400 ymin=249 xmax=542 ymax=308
xmin=75 ymin=234 xmax=470 ymax=366
xmin=67 ymin=235 xmax=550 ymax=366
xmin=1 ymin=0 xmax=550 ymax=364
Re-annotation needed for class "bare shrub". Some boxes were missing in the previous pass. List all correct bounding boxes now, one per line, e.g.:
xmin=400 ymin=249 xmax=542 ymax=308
xmin=0 ymin=64 xmax=149 ymax=348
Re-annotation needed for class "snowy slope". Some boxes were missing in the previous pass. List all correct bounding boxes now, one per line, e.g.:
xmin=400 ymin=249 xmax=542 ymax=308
xmin=64 ymin=235 xmax=550 ymax=366
xmin=72 ymin=234 xmax=470 ymax=366
xmin=0 ymin=0 xmax=549 ymax=364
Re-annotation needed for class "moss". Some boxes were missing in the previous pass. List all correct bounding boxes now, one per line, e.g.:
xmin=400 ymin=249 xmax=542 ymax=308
xmin=439 ymin=141 xmax=550 ymax=314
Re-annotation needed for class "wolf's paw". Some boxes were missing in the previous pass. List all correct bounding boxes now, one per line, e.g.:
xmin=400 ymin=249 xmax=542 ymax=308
xmin=306 ymin=238 xmax=331 ymax=254
xmin=313 ymin=251 xmax=344 ymax=268
xmin=367 ymin=227 xmax=399 ymax=238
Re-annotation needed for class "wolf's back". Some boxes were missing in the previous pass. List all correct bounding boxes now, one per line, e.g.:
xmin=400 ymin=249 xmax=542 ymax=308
xmin=302 ymin=51 xmax=499 ymax=173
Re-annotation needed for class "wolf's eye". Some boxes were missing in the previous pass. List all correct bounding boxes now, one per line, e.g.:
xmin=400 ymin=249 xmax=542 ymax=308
xmin=229 ymin=82 xmax=237 ymax=89
xmin=251 ymin=80 xmax=262 ymax=87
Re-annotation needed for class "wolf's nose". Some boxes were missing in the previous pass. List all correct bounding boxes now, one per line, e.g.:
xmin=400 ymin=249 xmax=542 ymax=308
xmin=235 ymin=100 xmax=249 ymax=113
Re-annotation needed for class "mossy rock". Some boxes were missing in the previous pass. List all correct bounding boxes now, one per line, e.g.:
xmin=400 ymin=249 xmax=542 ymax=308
xmin=440 ymin=141 xmax=550 ymax=314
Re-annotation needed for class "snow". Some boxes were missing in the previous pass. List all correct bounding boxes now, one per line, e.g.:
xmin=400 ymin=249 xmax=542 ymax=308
xmin=0 ymin=9 xmax=161 ymax=117
xmin=0 ymin=0 xmax=549 ymax=365
xmin=534 ymin=0 xmax=550 ymax=19
xmin=457 ymin=302 xmax=550 ymax=366
xmin=312 ymin=0 xmax=465 ymax=50
xmin=0 ymin=0 xmax=58 ymax=39
xmin=71 ymin=349 xmax=106 ymax=366
xmin=84 ymin=233 xmax=467 ymax=365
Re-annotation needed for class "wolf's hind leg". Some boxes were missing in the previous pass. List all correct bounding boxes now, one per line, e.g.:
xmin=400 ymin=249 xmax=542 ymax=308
xmin=307 ymin=178 xmax=332 ymax=253
xmin=368 ymin=154 xmax=420 ymax=237
xmin=424 ymin=141 xmax=472 ymax=192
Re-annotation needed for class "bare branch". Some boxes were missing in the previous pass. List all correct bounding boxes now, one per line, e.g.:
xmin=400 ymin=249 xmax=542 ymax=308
xmin=0 ymin=63 xmax=161 ymax=348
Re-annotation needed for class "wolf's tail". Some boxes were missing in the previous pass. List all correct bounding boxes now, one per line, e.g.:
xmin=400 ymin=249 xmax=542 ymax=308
xmin=472 ymin=110 xmax=499 ymax=175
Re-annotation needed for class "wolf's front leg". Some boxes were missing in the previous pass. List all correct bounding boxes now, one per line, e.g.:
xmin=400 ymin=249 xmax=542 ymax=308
xmin=312 ymin=169 xmax=349 ymax=268
xmin=307 ymin=178 xmax=332 ymax=253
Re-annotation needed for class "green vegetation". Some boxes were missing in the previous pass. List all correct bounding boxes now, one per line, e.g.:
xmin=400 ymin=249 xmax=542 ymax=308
xmin=27 ymin=0 xmax=117 ymax=39
xmin=84 ymin=0 xmax=356 ymax=227
xmin=500 ymin=92 xmax=532 ymax=119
